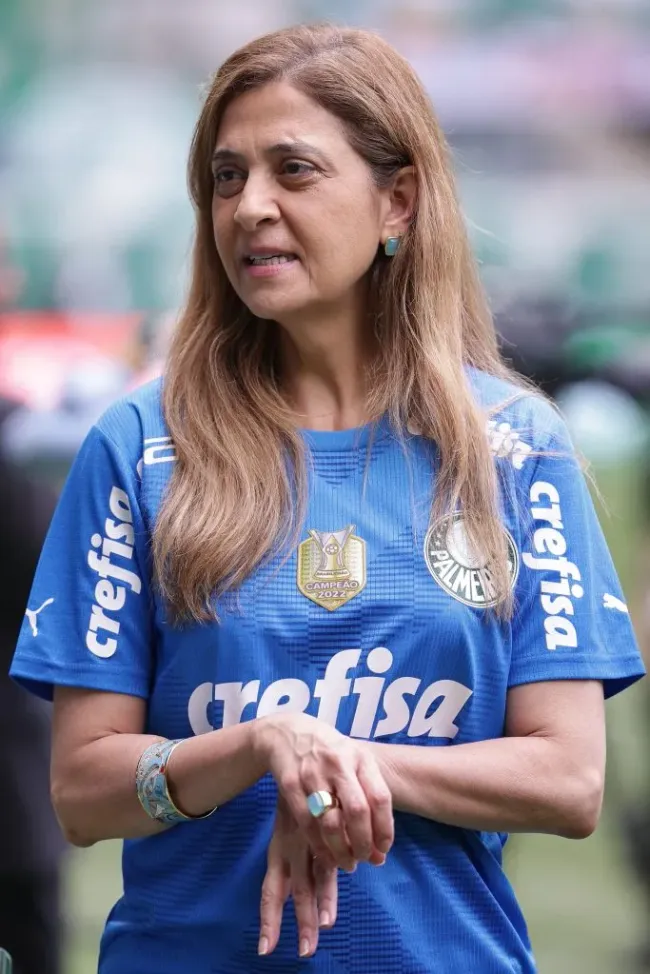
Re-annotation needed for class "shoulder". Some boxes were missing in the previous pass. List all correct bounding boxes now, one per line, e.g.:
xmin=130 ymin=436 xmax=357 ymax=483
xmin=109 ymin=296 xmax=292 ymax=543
xmin=90 ymin=377 xmax=167 ymax=464
xmin=467 ymin=367 xmax=571 ymax=458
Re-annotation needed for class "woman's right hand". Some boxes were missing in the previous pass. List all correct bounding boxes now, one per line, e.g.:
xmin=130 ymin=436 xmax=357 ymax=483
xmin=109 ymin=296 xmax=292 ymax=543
xmin=252 ymin=712 xmax=394 ymax=871
xmin=259 ymin=795 xmax=338 ymax=959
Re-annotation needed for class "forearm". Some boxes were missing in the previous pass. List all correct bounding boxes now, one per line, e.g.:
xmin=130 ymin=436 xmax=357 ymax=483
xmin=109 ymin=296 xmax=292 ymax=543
xmin=53 ymin=722 xmax=266 ymax=847
xmin=368 ymin=736 xmax=603 ymax=839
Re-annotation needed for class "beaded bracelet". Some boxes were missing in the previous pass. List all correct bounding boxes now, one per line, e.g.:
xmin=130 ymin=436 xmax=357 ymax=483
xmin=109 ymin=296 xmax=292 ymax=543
xmin=135 ymin=739 xmax=218 ymax=827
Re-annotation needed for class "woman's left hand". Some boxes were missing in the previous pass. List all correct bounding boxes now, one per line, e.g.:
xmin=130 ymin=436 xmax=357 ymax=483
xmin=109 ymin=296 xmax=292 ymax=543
xmin=258 ymin=796 xmax=338 ymax=959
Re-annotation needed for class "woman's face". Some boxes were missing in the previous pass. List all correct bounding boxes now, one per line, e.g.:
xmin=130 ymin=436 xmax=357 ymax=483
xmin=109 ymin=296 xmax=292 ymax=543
xmin=211 ymin=82 xmax=392 ymax=328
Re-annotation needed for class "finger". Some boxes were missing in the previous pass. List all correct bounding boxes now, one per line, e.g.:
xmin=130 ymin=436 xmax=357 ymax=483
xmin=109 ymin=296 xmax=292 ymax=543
xmin=313 ymin=856 xmax=338 ymax=929
xmin=290 ymin=843 xmax=319 ymax=958
xmin=301 ymin=769 xmax=354 ymax=872
xmin=329 ymin=773 xmax=374 ymax=863
xmin=278 ymin=777 xmax=335 ymax=863
xmin=318 ymin=806 xmax=357 ymax=872
xmin=356 ymin=758 xmax=394 ymax=857
xmin=259 ymin=856 xmax=290 ymax=957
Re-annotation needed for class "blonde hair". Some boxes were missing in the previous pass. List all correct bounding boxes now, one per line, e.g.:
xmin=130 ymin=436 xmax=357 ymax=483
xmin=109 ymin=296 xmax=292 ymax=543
xmin=155 ymin=23 xmax=526 ymax=622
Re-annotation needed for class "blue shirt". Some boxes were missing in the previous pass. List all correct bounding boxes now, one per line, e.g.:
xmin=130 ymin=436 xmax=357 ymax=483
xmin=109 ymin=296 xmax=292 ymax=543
xmin=11 ymin=372 xmax=645 ymax=974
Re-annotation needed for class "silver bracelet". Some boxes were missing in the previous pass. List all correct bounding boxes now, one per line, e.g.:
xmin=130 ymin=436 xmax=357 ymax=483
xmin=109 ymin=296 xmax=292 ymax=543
xmin=135 ymin=739 xmax=218 ymax=827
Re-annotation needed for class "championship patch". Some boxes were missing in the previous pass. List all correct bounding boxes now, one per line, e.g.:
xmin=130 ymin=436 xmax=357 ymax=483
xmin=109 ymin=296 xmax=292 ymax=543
xmin=297 ymin=525 xmax=366 ymax=611
xmin=424 ymin=513 xmax=519 ymax=608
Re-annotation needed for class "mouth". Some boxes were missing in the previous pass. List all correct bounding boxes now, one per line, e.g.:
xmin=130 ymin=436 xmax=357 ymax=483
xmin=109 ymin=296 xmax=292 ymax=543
xmin=244 ymin=253 xmax=298 ymax=267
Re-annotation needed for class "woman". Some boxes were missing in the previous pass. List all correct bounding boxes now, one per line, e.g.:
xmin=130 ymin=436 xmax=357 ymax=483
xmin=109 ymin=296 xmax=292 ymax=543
xmin=10 ymin=23 xmax=645 ymax=974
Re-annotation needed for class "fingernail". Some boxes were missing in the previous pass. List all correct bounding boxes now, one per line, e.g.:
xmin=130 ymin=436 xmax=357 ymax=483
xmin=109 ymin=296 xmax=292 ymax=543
xmin=319 ymin=910 xmax=330 ymax=928
xmin=299 ymin=938 xmax=310 ymax=957
xmin=258 ymin=936 xmax=269 ymax=956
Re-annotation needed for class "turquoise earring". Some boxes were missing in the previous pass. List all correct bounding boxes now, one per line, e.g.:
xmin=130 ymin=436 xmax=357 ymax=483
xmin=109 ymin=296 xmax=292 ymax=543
xmin=384 ymin=236 xmax=401 ymax=257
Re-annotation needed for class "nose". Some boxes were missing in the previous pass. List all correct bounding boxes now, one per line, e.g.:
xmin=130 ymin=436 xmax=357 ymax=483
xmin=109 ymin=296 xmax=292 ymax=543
xmin=233 ymin=173 xmax=280 ymax=232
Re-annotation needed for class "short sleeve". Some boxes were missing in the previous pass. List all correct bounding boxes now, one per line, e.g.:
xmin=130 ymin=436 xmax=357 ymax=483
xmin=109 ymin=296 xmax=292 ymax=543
xmin=10 ymin=422 xmax=154 ymax=701
xmin=509 ymin=406 xmax=646 ymax=699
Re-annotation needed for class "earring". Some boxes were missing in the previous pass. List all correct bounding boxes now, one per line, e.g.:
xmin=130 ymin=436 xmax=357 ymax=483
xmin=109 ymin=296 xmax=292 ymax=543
xmin=384 ymin=236 xmax=401 ymax=257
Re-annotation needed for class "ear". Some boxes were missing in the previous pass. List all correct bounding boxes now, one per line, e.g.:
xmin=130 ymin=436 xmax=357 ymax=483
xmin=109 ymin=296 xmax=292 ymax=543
xmin=380 ymin=166 xmax=416 ymax=244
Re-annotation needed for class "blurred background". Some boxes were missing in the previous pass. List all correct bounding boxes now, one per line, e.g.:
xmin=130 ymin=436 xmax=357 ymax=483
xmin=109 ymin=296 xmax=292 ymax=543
xmin=0 ymin=1 xmax=649 ymax=972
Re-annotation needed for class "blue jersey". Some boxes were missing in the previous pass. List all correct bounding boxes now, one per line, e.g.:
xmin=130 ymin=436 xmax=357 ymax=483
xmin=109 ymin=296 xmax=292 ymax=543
xmin=11 ymin=372 xmax=645 ymax=974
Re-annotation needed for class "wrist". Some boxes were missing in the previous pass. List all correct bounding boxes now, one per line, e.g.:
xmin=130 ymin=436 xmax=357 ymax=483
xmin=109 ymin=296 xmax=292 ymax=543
xmin=249 ymin=715 xmax=274 ymax=774
xmin=138 ymin=738 xmax=219 ymax=826
xmin=234 ymin=719 xmax=273 ymax=789
xmin=165 ymin=721 xmax=269 ymax=816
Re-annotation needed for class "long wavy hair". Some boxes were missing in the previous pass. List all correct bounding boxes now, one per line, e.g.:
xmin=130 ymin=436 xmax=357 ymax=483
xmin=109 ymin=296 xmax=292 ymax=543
xmin=154 ymin=23 xmax=526 ymax=622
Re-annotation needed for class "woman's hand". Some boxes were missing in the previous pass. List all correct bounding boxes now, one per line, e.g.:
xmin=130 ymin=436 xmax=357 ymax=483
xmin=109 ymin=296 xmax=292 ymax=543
xmin=253 ymin=712 xmax=393 ymax=870
xmin=258 ymin=796 xmax=338 ymax=959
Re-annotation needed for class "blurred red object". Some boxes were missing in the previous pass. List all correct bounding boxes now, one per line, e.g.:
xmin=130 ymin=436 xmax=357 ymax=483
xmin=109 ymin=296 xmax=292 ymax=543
xmin=0 ymin=312 xmax=142 ymax=409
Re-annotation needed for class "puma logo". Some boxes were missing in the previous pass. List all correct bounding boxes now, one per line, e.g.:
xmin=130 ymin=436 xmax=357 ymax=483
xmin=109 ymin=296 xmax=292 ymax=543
xmin=603 ymin=593 xmax=628 ymax=614
xmin=25 ymin=598 xmax=55 ymax=636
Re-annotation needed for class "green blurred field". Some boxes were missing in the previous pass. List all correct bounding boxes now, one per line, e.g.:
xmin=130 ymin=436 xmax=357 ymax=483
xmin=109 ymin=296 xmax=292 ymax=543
xmin=62 ymin=456 xmax=650 ymax=974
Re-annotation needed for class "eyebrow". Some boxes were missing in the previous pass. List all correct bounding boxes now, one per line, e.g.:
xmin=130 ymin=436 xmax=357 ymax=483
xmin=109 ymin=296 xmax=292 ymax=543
xmin=211 ymin=140 xmax=331 ymax=166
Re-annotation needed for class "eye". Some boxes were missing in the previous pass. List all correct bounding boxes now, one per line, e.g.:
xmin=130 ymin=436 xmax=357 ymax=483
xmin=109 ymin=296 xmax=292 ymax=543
xmin=213 ymin=167 xmax=245 ymax=198
xmin=281 ymin=160 xmax=317 ymax=177
xmin=213 ymin=168 xmax=238 ymax=182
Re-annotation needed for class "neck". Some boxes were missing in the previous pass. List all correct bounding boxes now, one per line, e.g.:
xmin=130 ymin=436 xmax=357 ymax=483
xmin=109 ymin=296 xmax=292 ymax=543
xmin=278 ymin=304 xmax=376 ymax=431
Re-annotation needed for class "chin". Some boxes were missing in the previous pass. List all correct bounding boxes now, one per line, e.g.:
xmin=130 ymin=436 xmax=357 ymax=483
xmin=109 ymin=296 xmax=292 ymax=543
xmin=243 ymin=295 xmax=309 ymax=323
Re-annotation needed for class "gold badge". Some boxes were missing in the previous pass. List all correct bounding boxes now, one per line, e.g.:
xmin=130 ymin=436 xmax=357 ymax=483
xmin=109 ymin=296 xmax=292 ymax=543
xmin=297 ymin=525 xmax=366 ymax=611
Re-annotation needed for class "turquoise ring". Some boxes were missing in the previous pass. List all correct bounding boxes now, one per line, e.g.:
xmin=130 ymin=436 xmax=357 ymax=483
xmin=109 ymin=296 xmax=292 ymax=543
xmin=306 ymin=790 xmax=339 ymax=819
